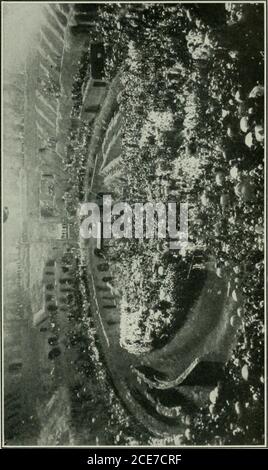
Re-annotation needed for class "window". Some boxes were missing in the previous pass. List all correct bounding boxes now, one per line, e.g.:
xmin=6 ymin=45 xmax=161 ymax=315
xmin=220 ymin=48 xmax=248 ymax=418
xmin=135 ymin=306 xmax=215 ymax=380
xmin=90 ymin=43 xmax=105 ymax=79
xmin=8 ymin=362 xmax=22 ymax=374
xmin=40 ymin=174 xmax=55 ymax=218
xmin=55 ymin=223 xmax=69 ymax=240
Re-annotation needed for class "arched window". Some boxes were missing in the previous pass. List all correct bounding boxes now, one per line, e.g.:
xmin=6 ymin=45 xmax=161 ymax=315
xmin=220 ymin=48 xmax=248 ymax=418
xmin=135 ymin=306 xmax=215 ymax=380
xmin=48 ymin=348 xmax=61 ymax=360
xmin=46 ymin=260 xmax=55 ymax=267
xmin=48 ymin=336 xmax=58 ymax=347
xmin=97 ymin=263 xmax=109 ymax=272
xmin=46 ymin=284 xmax=54 ymax=291
xmin=8 ymin=362 xmax=22 ymax=374
xmin=102 ymin=276 xmax=113 ymax=283
xmin=94 ymin=247 xmax=104 ymax=258
xmin=40 ymin=326 xmax=48 ymax=333
xmin=47 ymin=305 xmax=57 ymax=313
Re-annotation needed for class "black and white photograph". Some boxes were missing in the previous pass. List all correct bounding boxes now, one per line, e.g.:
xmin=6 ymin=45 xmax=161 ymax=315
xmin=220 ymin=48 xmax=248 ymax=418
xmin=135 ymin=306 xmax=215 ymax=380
xmin=1 ymin=1 xmax=266 ymax=448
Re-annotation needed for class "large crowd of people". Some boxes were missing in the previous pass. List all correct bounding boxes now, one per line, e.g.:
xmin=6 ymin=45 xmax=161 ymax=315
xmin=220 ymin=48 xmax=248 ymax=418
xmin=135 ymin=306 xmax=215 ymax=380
xmin=87 ymin=3 xmax=264 ymax=444
xmin=42 ymin=3 xmax=264 ymax=445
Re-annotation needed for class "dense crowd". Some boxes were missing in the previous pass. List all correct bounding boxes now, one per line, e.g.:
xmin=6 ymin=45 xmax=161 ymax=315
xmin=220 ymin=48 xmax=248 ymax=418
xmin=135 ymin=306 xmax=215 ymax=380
xmin=85 ymin=3 xmax=264 ymax=445
xmin=42 ymin=3 xmax=264 ymax=446
xmin=49 ymin=251 xmax=148 ymax=445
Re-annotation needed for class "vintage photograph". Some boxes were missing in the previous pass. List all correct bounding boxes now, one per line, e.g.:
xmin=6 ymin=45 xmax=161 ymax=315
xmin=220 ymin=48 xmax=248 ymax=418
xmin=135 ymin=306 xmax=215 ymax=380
xmin=2 ymin=2 xmax=265 ymax=446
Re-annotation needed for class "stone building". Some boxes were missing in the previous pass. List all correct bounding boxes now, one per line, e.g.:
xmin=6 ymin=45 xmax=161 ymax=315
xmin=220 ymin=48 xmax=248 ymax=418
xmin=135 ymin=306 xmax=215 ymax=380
xmin=3 ymin=3 xmax=105 ymax=444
